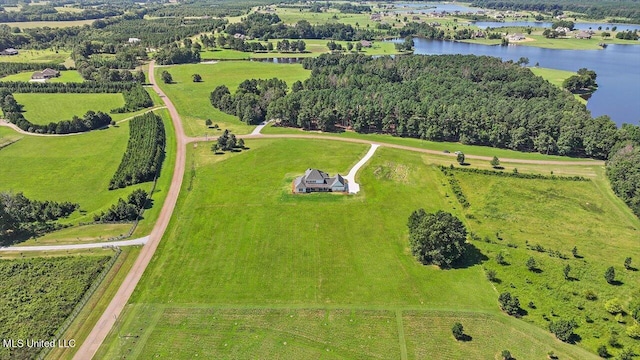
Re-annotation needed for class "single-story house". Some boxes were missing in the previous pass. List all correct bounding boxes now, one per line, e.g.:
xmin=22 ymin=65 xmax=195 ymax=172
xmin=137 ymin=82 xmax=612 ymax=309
xmin=293 ymin=168 xmax=348 ymax=193
xmin=555 ymin=26 xmax=571 ymax=34
xmin=575 ymin=31 xmax=592 ymax=39
xmin=31 ymin=68 xmax=60 ymax=81
xmin=360 ymin=40 xmax=372 ymax=47
xmin=507 ymin=33 xmax=526 ymax=41
xmin=474 ymin=31 xmax=485 ymax=38
xmin=0 ymin=48 xmax=18 ymax=56
xmin=128 ymin=37 xmax=141 ymax=43
xmin=370 ymin=13 xmax=382 ymax=21
xmin=233 ymin=33 xmax=246 ymax=40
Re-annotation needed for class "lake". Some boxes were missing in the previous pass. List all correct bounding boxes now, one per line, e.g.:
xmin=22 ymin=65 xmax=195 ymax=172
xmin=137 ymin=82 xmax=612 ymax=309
xmin=472 ymin=21 xmax=640 ymax=32
xmin=402 ymin=38 xmax=640 ymax=126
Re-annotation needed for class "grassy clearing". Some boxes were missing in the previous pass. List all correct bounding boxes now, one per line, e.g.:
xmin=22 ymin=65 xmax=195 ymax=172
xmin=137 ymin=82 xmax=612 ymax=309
xmin=155 ymin=62 xmax=310 ymax=136
xmin=13 ymin=93 xmax=127 ymax=125
xmin=262 ymin=125 xmax=598 ymax=163
xmin=200 ymin=39 xmax=399 ymax=60
xmin=0 ymin=19 xmax=95 ymax=29
xmin=0 ymin=253 xmax=111 ymax=360
xmin=0 ymin=49 xmax=71 ymax=63
xmin=0 ymin=69 xmax=84 ymax=82
xmin=457 ymin=170 xmax=640 ymax=355
xmin=97 ymin=139 xmax=606 ymax=358
xmin=0 ymin=121 xmax=150 ymax=225
xmin=529 ymin=67 xmax=587 ymax=104
xmin=48 ymin=246 xmax=141 ymax=360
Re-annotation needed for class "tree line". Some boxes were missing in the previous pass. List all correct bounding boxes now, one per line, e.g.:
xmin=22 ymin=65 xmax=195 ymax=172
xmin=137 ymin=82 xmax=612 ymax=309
xmin=109 ymin=112 xmax=165 ymax=190
xmin=111 ymin=85 xmax=153 ymax=113
xmin=0 ymin=62 xmax=66 ymax=78
xmin=470 ymin=0 xmax=640 ymax=23
xmin=94 ymin=189 xmax=148 ymax=222
xmin=263 ymin=54 xmax=620 ymax=159
xmin=210 ymin=77 xmax=288 ymax=125
xmin=0 ymin=5 xmax=123 ymax=23
xmin=0 ymin=80 xmax=137 ymax=93
xmin=154 ymin=44 xmax=201 ymax=65
xmin=0 ymin=191 xmax=78 ymax=242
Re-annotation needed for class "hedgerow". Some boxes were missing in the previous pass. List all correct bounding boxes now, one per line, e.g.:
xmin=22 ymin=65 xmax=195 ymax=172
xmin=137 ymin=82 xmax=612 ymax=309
xmin=109 ymin=112 xmax=165 ymax=190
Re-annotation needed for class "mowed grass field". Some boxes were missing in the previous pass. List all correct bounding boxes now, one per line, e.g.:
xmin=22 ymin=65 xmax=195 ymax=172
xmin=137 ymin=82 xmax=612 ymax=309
xmin=0 ymin=69 xmax=84 ymax=82
xmin=12 ymin=93 xmax=127 ymax=125
xmin=97 ymin=139 xmax=596 ymax=359
xmin=0 ymin=109 xmax=175 ymax=244
xmin=0 ymin=19 xmax=95 ymax=29
xmin=155 ymin=62 xmax=311 ymax=136
xmin=0 ymin=49 xmax=71 ymax=63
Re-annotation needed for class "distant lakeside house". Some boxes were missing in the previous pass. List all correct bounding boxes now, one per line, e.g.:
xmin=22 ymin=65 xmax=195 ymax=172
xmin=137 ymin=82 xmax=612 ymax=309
xmin=30 ymin=68 xmax=60 ymax=82
xmin=293 ymin=168 xmax=347 ymax=193
xmin=575 ymin=31 xmax=592 ymax=39
xmin=0 ymin=48 xmax=18 ymax=56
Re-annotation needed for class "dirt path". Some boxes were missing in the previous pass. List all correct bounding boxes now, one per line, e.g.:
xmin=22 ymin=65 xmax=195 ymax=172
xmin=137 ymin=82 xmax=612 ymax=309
xmin=188 ymin=133 xmax=605 ymax=167
xmin=0 ymin=107 xmax=166 ymax=137
xmin=346 ymin=144 xmax=380 ymax=193
xmin=73 ymin=61 xmax=188 ymax=360
xmin=0 ymin=236 xmax=148 ymax=252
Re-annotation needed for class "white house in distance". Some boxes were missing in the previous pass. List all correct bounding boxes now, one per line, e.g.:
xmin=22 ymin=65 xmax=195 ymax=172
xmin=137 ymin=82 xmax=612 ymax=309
xmin=293 ymin=169 xmax=347 ymax=193
xmin=128 ymin=37 xmax=141 ymax=44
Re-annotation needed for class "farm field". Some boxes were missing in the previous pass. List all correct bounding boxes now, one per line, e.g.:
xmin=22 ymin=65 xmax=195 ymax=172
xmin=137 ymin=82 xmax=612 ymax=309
xmin=0 ymin=19 xmax=95 ymax=29
xmin=0 ymin=109 xmax=174 ymax=244
xmin=97 ymin=139 xmax=599 ymax=359
xmin=155 ymin=62 xmax=311 ymax=136
xmin=0 ymin=69 xmax=84 ymax=83
xmin=0 ymin=49 xmax=71 ymax=63
xmin=0 ymin=252 xmax=112 ymax=360
xmin=12 ymin=93 xmax=126 ymax=125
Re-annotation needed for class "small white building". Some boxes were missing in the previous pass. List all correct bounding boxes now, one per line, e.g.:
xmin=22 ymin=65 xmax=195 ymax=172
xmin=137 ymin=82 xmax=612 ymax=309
xmin=128 ymin=37 xmax=141 ymax=44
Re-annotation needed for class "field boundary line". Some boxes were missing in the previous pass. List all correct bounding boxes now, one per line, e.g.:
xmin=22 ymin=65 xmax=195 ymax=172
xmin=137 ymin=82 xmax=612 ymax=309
xmin=396 ymin=309 xmax=408 ymax=360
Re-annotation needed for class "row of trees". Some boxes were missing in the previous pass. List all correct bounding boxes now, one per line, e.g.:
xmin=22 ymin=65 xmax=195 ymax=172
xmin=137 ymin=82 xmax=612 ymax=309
xmin=210 ymin=77 xmax=288 ymax=125
xmin=93 ymin=189 xmax=148 ymax=222
xmin=0 ymin=192 xmax=78 ymax=241
xmin=0 ymin=5 xmax=123 ymax=23
xmin=211 ymin=129 xmax=245 ymax=153
xmin=266 ymin=54 xmax=618 ymax=159
xmin=0 ymin=62 xmax=66 ymax=78
xmin=0 ymin=80 xmax=138 ymax=93
xmin=154 ymin=44 xmax=201 ymax=65
xmin=111 ymin=85 xmax=154 ymax=113
xmin=109 ymin=112 xmax=166 ymax=190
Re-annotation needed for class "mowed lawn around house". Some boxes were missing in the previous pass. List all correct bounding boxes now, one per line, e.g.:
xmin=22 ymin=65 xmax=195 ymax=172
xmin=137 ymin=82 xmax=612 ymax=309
xmin=97 ymin=139 xmax=596 ymax=359
xmin=155 ymin=62 xmax=311 ymax=136
xmin=0 ymin=69 xmax=84 ymax=83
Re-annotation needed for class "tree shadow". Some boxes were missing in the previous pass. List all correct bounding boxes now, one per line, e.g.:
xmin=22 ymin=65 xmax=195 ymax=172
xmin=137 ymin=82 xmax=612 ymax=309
xmin=458 ymin=334 xmax=473 ymax=342
xmin=143 ymin=198 xmax=154 ymax=210
xmin=568 ymin=333 xmax=582 ymax=344
xmin=609 ymin=280 xmax=624 ymax=286
xmin=0 ymin=230 xmax=35 ymax=246
xmin=492 ymin=166 xmax=504 ymax=170
xmin=567 ymin=276 xmax=579 ymax=282
xmin=626 ymin=266 xmax=638 ymax=272
xmin=460 ymin=162 xmax=471 ymax=166
xmin=529 ymin=268 xmax=543 ymax=274
xmin=490 ymin=278 xmax=503 ymax=284
xmin=451 ymin=243 xmax=489 ymax=269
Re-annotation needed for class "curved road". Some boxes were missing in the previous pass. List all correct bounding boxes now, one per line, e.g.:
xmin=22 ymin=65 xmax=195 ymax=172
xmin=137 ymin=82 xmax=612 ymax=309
xmin=73 ymin=61 xmax=187 ymax=360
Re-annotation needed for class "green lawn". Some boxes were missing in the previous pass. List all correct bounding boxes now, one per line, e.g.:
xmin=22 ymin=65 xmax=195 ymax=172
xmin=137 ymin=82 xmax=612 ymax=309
xmin=0 ymin=49 xmax=71 ymax=63
xmin=97 ymin=139 xmax=598 ymax=359
xmin=0 ymin=70 xmax=84 ymax=83
xmin=12 ymin=93 xmax=132 ymax=125
xmin=529 ymin=67 xmax=587 ymax=104
xmin=262 ymin=124 xmax=599 ymax=163
xmin=155 ymin=62 xmax=311 ymax=136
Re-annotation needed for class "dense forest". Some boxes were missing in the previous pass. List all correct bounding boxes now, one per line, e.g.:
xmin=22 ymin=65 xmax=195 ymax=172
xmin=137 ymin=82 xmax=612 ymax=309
xmin=470 ymin=0 xmax=640 ymax=23
xmin=248 ymin=54 xmax=616 ymax=159
xmin=606 ymin=124 xmax=640 ymax=218
xmin=0 ymin=191 xmax=78 ymax=242
xmin=109 ymin=112 xmax=165 ymax=190
xmin=0 ymin=5 xmax=123 ymax=22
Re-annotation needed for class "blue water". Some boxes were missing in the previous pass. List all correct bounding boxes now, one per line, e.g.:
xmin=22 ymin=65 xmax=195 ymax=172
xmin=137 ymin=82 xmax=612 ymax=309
xmin=473 ymin=21 xmax=640 ymax=32
xmin=399 ymin=38 xmax=640 ymax=125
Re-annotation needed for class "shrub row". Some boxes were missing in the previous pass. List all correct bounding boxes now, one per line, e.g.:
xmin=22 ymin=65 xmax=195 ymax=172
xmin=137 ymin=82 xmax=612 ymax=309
xmin=440 ymin=168 xmax=470 ymax=208
xmin=109 ymin=112 xmax=165 ymax=189
xmin=439 ymin=165 xmax=589 ymax=182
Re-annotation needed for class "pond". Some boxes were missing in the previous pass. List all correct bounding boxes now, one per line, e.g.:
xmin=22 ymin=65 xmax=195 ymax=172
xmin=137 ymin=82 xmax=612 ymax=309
xmin=399 ymin=38 xmax=640 ymax=126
